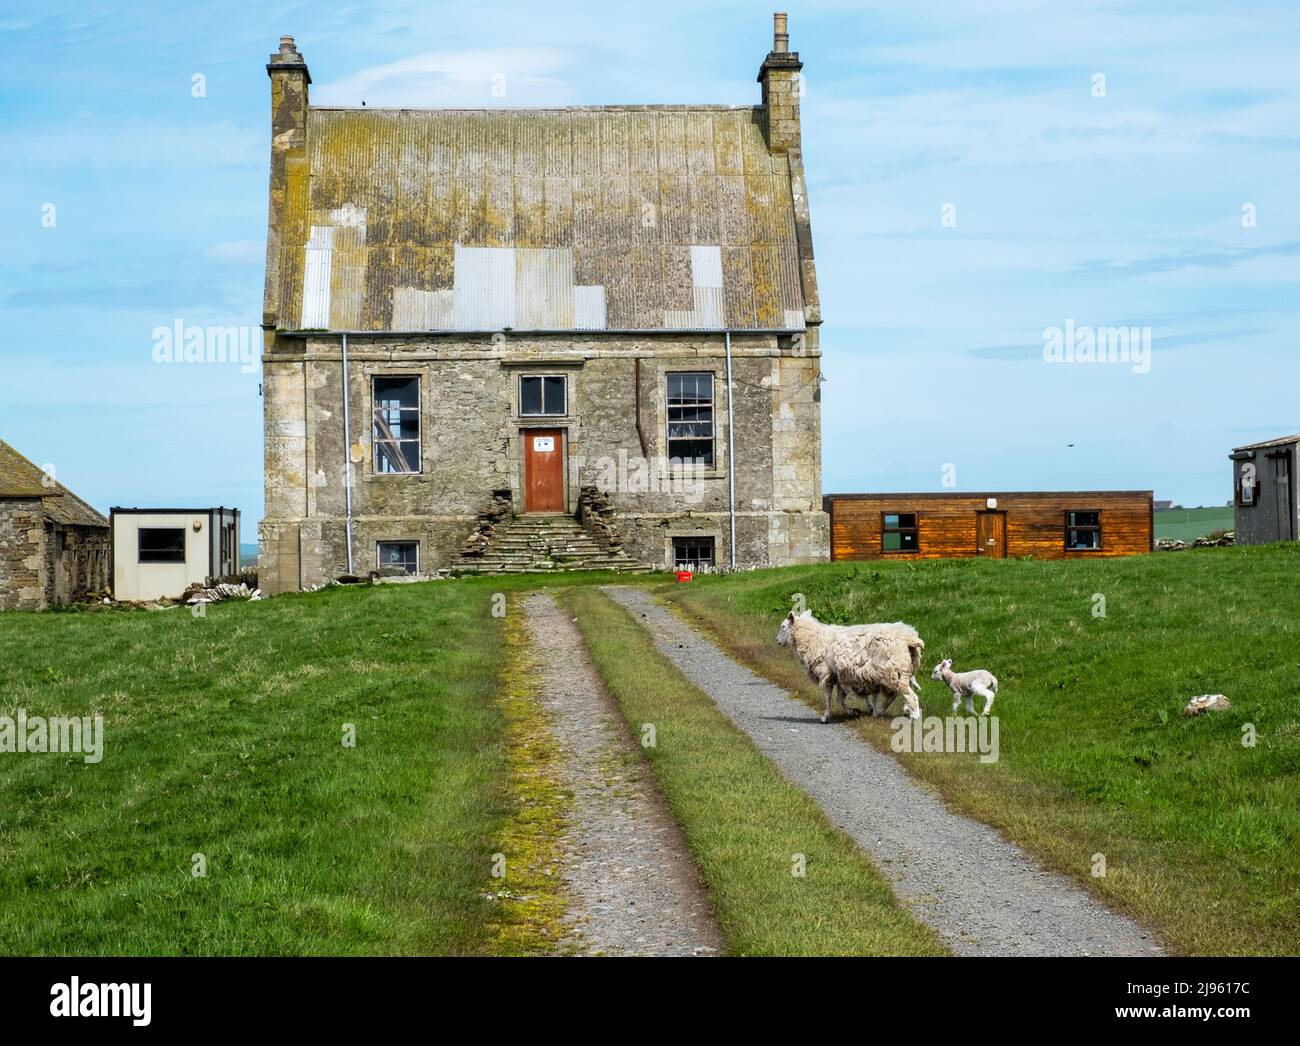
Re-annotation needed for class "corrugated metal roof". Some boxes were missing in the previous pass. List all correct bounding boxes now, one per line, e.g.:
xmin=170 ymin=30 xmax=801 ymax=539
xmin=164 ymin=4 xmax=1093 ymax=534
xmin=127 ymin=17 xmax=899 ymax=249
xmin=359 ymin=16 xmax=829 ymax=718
xmin=1232 ymin=433 xmax=1300 ymax=452
xmin=280 ymin=107 xmax=806 ymax=332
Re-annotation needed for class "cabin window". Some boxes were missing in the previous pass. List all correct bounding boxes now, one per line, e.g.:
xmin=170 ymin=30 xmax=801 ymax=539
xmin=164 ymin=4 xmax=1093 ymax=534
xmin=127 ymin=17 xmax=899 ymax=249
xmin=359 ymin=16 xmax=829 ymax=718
xmin=520 ymin=375 xmax=566 ymax=417
xmin=377 ymin=541 xmax=419 ymax=575
xmin=882 ymin=513 xmax=919 ymax=552
xmin=666 ymin=372 xmax=715 ymax=467
xmin=673 ymin=536 xmax=715 ymax=571
xmin=373 ymin=376 xmax=421 ymax=474
xmin=138 ymin=528 xmax=186 ymax=564
xmin=1065 ymin=510 xmax=1102 ymax=550
xmin=1235 ymin=464 xmax=1258 ymax=507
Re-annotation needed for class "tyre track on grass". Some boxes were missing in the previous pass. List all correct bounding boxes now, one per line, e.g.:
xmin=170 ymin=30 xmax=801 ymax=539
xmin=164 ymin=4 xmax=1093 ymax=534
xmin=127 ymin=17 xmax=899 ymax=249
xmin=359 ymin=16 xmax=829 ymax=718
xmin=521 ymin=593 xmax=721 ymax=956
xmin=604 ymin=586 xmax=1164 ymax=957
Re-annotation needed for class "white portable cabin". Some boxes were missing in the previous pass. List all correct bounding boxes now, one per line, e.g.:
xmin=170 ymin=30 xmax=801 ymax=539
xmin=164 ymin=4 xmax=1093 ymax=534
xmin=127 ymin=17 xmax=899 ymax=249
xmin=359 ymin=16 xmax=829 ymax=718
xmin=110 ymin=508 xmax=240 ymax=602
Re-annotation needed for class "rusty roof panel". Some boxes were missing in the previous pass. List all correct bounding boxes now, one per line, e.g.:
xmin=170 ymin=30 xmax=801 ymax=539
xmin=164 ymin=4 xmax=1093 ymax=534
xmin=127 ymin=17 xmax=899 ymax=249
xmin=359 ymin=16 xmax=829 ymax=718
xmin=286 ymin=107 xmax=806 ymax=331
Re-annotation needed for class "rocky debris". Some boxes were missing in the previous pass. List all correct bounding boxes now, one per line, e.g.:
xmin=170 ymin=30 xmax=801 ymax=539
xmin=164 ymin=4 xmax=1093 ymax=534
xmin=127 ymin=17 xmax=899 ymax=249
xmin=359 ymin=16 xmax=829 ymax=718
xmin=182 ymin=581 xmax=265 ymax=605
xmin=1156 ymin=531 xmax=1234 ymax=552
xmin=1182 ymin=694 xmax=1232 ymax=717
xmin=577 ymin=484 xmax=623 ymax=549
xmin=461 ymin=488 xmax=514 ymax=557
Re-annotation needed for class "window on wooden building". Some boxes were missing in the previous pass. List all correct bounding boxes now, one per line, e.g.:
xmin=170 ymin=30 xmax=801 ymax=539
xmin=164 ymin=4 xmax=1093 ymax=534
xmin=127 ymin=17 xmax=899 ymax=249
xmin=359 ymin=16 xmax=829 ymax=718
xmin=520 ymin=375 xmax=566 ymax=417
xmin=138 ymin=528 xmax=186 ymax=564
xmin=673 ymin=536 xmax=715 ymax=570
xmin=666 ymin=372 xmax=715 ymax=467
xmin=882 ymin=513 xmax=919 ymax=552
xmin=373 ymin=376 xmax=421 ymax=474
xmin=1065 ymin=510 xmax=1102 ymax=550
xmin=377 ymin=541 xmax=419 ymax=575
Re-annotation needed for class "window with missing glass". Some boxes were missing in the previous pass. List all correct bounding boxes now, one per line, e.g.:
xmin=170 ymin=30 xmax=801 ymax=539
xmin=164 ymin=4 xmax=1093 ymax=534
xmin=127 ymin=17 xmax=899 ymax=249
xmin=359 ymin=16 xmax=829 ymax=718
xmin=139 ymin=527 xmax=186 ymax=564
xmin=1065 ymin=510 xmax=1102 ymax=550
xmin=377 ymin=541 xmax=419 ymax=575
xmin=667 ymin=372 xmax=714 ymax=467
xmin=520 ymin=375 xmax=566 ymax=416
xmin=882 ymin=513 xmax=919 ymax=552
xmin=373 ymin=376 xmax=421 ymax=474
xmin=673 ymin=536 xmax=715 ymax=570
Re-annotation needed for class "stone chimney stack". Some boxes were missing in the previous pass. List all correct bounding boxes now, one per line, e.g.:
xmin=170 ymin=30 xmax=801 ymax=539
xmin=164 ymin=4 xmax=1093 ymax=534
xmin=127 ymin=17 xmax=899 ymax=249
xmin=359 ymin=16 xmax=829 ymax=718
xmin=263 ymin=36 xmax=311 ymax=332
xmin=757 ymin=12 xmax=803 ymax=153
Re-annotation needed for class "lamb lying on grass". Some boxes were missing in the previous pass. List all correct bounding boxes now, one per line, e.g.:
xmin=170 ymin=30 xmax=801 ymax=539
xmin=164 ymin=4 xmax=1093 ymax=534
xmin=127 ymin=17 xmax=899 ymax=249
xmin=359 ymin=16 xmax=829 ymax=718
xmin=931 ymin=659 xmax=999 ymax=716
xmin=777 ymin=610 xmax=925 ymax=723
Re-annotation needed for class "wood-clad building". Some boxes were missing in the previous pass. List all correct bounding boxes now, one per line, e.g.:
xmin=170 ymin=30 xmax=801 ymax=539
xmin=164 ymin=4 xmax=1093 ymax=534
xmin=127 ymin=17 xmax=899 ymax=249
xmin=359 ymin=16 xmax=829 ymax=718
xmin=824 ymin=491 xmax=1154 ymax=561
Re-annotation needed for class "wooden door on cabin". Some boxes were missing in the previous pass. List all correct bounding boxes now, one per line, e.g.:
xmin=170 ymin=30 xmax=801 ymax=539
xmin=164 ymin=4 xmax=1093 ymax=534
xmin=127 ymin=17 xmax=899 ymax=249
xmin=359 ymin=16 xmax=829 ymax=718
xmin=523 ymin=429 xmax=565 ymax=513
xmin=976 ymin=512 xmax=1006 ymax=557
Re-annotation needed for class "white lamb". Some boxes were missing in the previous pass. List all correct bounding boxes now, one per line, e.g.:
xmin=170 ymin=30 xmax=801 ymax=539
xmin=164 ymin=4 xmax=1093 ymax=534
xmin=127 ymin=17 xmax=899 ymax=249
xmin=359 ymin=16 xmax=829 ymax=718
xmin=777 ymin=610 xmax=925 ymax=723
xmin=931 ymin=658 xmax=999 ymax=715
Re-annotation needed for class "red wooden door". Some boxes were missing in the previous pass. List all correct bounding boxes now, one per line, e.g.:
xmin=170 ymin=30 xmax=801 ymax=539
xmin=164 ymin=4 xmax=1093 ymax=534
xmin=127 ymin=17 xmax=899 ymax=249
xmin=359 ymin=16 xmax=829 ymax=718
xmin=524 ymin=429 xmax=565 ymax=512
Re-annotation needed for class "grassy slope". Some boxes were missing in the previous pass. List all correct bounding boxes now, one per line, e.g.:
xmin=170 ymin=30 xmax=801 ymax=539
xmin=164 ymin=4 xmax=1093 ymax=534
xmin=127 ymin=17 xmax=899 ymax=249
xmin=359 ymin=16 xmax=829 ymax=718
xmin=559 ymin=586 xmax=947 ymax=956
xmin=1156 ymin=507 xmax=1234 ymax=541
xmin=0 ymin=573 xmax=613 ymax=956
xmin=658 ymin=545 xmax=1300 ymax=956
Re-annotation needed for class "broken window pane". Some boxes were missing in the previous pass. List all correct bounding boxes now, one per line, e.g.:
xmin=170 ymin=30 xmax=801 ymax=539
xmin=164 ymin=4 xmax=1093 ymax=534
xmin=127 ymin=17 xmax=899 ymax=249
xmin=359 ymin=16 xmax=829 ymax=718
xmin=373 ymin=376 xmax=420 ymax=474
xmin=667 ymin=372 xmax=714 ymax=467
xmin=377 ymin=541 xmax=419 ymax=574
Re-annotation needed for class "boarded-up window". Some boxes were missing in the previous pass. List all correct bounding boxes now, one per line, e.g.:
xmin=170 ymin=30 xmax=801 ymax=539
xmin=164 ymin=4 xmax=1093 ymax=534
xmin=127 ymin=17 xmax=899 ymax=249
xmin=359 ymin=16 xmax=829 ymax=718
xmin=667 ymin=372 xmax=714 ymax=467
xmin=377 ymin=541 xmax=419 ymax=574
xmin=139 ymin=528 xmax=186 ymax=564
xmin=1066 ymin=510 xmax=1102 ymax=550
xmin=882 ymin=513 xmax=919 ymax=552
xmin=373 ymin=377 xmax=420 ymax=474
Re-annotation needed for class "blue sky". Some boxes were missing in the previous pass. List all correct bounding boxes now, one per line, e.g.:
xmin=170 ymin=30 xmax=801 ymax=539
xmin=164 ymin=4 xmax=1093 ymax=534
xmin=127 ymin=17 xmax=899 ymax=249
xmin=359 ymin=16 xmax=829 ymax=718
xmin=2 ymin=0 xmax=1296 ymax=525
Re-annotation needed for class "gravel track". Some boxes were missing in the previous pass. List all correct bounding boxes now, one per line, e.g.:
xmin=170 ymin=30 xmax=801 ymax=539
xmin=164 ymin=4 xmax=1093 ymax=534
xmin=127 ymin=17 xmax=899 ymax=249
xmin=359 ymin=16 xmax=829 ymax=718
xmin=604 ymin=586 xmax=1165 ymax=957
xmin=521 ymin=593 xmax=721 ymax=956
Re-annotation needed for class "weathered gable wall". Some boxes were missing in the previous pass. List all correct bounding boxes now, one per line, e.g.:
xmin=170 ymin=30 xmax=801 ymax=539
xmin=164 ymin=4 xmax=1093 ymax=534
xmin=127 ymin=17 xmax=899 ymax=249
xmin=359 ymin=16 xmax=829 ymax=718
xmin=0 ymin=499 xmax=46 ymax=610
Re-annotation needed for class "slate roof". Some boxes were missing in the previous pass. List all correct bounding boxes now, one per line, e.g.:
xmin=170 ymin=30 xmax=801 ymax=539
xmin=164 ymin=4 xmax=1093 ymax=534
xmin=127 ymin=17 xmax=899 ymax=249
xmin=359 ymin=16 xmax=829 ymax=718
xmin=0 ymin=439 xmax=108 ymax=529
xmin=276 ymin=106 xmax=808 ymax=333
xmin=1232 ymin=433 xmax=1300 ymax=452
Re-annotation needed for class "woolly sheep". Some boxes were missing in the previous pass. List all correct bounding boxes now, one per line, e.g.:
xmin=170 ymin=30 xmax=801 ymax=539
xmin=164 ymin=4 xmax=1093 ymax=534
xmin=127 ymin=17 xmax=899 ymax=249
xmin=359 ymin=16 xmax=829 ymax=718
xmin=931 ymin=658 xmax=999 ymax=716
xmin=777 ymin=610 xmax=925 ymax=723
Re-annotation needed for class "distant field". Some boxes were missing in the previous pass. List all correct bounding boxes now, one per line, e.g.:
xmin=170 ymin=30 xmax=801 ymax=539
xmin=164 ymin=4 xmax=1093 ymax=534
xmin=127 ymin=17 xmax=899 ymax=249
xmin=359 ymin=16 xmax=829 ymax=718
xmin=1155 ymin=506 xmax=1234 ymax=542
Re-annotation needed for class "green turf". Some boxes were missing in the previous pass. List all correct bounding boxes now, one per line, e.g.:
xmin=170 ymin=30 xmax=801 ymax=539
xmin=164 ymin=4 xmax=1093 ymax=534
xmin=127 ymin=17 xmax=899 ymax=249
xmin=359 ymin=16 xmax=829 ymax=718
xmin=1155 ymin=506 xmax=1235 ymax=541
xmin=657 ymin=544 xmax=1300 ymax=955
xmin=0 ymin=572 xmax=613 ymax=956
xmin=558 ymin=586 xmax=947 ymax=956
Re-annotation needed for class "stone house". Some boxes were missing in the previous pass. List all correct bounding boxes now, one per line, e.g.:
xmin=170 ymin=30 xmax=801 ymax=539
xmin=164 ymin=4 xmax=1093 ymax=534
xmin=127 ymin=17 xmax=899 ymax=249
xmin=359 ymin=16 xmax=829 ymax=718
xmin=258 ymin=14 xmax=828 ymax=592
xmin=0 ymin=439 xmax=110 ymax=611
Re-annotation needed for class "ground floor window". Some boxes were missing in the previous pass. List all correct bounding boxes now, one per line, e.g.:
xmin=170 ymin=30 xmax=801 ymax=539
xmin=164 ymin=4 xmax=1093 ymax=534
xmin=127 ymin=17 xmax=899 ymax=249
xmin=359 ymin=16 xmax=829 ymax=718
xmin=139 ymin=527 xmax=186 ymax=563
xmin=882 ymin=512 xmax=919 ymax=552
xmin=673 ymin=536 xmax=715 ymax=570
xmin=1065 ymin=510 xmax=1102 ymax=550
xmin=377 ymin=541 xmax=419 ymax=574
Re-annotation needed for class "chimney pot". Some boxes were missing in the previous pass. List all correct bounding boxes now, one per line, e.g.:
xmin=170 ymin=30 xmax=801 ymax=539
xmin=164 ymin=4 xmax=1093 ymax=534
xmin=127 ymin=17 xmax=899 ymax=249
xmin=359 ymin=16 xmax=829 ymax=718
xmin=279 ymin=36 xmax=297 ymax=54
xmin=774 ymin=12 xmax=789 ymax=53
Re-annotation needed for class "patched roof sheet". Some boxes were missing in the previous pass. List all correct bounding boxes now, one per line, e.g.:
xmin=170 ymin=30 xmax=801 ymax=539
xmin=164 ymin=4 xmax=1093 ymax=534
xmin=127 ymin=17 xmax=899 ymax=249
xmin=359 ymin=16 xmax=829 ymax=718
xmin=278 ymin=106 xmax=807 ymax=332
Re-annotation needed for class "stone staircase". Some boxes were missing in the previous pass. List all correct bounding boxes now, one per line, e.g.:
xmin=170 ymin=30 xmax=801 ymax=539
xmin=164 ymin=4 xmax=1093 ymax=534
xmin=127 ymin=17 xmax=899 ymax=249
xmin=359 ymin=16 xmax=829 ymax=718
xmin=459 ymin=514 xmax=653 ymax=575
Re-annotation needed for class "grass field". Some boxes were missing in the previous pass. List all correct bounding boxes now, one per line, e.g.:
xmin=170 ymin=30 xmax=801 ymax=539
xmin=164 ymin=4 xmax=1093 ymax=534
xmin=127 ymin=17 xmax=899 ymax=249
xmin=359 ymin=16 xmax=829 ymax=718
xmin=559 ymin=586 xmax=946 ymax=956
xmin=0 ymin=573 xmax=610 ymax=956
xmin=658 ymin=544 xmax=1300 ymax=955
xmin=1155 ymin=506 xmax=1235 ymax=541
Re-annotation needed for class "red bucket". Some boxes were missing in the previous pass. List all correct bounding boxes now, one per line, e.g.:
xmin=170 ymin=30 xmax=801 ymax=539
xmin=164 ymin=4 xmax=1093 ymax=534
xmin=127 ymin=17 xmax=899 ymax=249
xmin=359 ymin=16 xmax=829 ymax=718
xmin=675 ymin=570 xmax=694 ymax=583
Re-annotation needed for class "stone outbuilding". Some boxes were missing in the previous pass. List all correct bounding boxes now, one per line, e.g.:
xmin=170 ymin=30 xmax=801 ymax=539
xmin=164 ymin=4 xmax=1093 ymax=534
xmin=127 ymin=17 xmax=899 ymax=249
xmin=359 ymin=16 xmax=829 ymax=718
xmin=0 ymin=439 xmax=110 ymax=610
xmin=258 ymin=14 xmax=829 ymax=591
